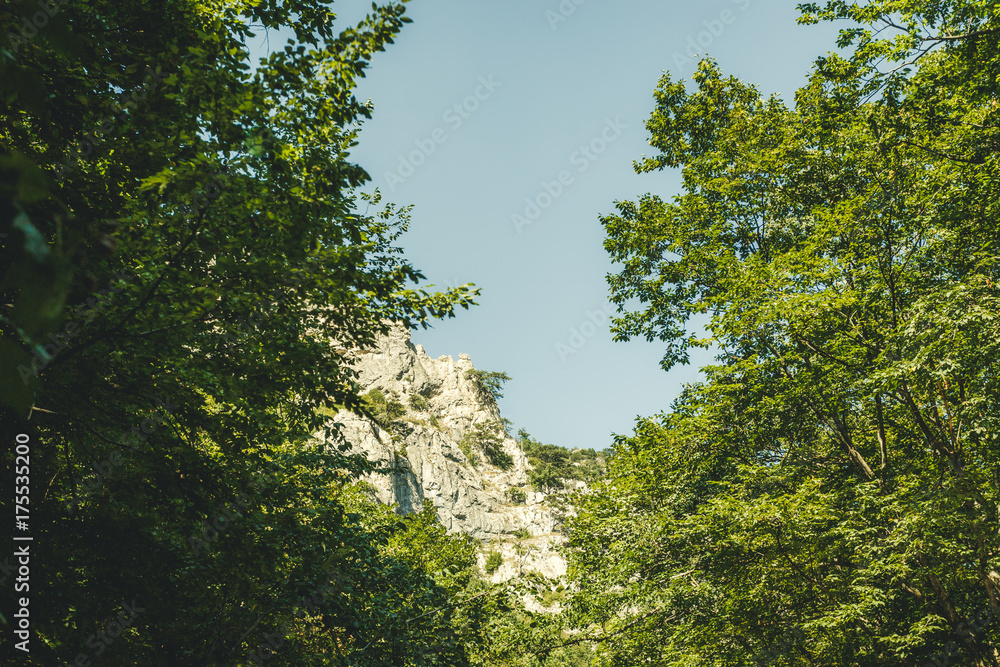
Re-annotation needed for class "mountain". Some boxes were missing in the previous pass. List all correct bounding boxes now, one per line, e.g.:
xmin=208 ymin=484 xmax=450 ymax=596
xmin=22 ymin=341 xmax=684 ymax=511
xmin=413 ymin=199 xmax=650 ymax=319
xmin=326 ymin=322 xmax=582 ymax=583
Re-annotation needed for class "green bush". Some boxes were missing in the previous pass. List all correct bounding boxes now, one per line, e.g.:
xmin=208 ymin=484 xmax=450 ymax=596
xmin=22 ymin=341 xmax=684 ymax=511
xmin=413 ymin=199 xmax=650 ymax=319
xmin=544 ymin=642 xmax=594 ymax=666
xmin=458 ymin=436 xmax=476 ymax=465
xmin=315 ymin=404 xmax=338 ymax=419
xmin=506 ymin=487 xmax=526 ymax=504
xmin=482 ymin=443 xmax=513 ymax=470
xmin=361 ymin=388 xmax=407 ymax=428
xmin=460 ymin=421 xmax=514 ymax=470
xmin=529 ymin=465 xmax=565 ymax=493
xmin=540 ymin=587 xmax=568 ymax=607
xmin=484 ymin=551 xmax=503 ymax=575
xmin=409 ymin=394 xmax=430 ymax=412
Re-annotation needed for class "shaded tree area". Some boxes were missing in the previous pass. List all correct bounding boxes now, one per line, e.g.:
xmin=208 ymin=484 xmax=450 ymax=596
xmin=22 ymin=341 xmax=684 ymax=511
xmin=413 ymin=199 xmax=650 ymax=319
xmin=0 ymin=1 xmax=531 ymax=664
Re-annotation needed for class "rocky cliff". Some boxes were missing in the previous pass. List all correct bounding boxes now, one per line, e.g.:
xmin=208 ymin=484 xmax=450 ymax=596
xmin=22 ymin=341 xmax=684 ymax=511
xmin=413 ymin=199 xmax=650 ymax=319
xmin=327 ymin=323 xmax=571 ymax=582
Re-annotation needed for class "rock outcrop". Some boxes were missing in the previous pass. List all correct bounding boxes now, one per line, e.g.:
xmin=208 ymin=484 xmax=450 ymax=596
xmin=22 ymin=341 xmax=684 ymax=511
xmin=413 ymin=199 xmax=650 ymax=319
xmin=326 ymin=323 xmax=569 ymax=582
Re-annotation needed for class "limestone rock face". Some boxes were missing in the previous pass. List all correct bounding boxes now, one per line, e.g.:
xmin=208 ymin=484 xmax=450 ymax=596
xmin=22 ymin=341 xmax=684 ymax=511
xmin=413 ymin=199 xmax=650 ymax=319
xmin=328 ymin=323 xmax=567 ymax=581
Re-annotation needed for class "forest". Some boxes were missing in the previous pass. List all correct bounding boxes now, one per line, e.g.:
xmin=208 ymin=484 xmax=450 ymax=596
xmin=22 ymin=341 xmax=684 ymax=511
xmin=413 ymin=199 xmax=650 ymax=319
xmin=1 ymin=0 xmax=999 ymax=665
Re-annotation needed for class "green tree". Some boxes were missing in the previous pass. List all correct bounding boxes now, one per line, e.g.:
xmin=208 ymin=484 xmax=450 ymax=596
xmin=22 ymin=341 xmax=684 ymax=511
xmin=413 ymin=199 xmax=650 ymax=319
xmin=0 ymin=1 xmax=479 ymax=664
xmin=485 ymin=551 xmax=504 ymax=575
xmin=567 ymin=1 xmax=1000 ymax=665
xmin=518 ymin=430 xmax=606 ymax=490
xmin=361 ymin=387 xmax=408 ymax=429
xmin=466 ymin=368 xmax=512 ymax=404
xmin=461 ymin=420 xmax=514 ymax=470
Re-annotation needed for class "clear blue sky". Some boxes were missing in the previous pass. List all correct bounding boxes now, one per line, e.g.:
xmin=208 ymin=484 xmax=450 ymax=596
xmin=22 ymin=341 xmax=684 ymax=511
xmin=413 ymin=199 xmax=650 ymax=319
xmin=252 ymin=1 xmax=842 ymax=451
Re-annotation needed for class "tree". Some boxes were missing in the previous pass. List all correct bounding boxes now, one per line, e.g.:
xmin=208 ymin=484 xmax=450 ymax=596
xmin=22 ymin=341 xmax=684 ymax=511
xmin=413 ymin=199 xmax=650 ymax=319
xmin=522 ymin=434 xmax=570 ymax=493
xmin=460 ymin=420 xmax=514 ymax=470
xmin=466 ymin=369 xmax=512 ymax=404
xmin=361 ymin=387 xmax=408 ymax=429
xmin=568 ymin=1 xmax=1000 ymax=664
xmin=518 ymin=430 xmax=606 ymax=491
xmin=0 ymin=0 xmax=481 ymax=664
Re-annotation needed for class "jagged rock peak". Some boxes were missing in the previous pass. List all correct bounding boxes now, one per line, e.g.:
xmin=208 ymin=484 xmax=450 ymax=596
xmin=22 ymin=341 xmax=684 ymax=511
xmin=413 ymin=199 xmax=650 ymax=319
xmin=328 ymin=322 xmax=567 ymax=581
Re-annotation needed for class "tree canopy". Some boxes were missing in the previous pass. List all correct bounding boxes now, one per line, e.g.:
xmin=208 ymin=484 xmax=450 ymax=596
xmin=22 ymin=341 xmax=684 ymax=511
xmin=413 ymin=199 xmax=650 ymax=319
xmin=0 ymin=1 xmax=493 ymax=664
xmin=566 ymin=0 xmax=1000 ymax=664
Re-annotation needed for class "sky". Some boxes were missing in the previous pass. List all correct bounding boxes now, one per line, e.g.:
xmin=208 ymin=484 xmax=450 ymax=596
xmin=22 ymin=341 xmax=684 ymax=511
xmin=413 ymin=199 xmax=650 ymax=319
xmin=251 ymin=1 xmax=844 ymax=452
